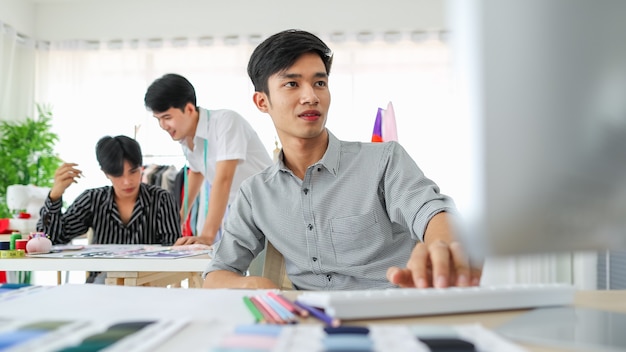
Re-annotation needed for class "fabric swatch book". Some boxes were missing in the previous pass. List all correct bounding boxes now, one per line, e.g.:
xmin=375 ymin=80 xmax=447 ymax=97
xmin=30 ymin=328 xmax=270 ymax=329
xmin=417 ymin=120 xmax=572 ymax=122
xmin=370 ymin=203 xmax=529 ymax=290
xmin=27 ymin=244 xmax=212 ymax=259
xmin=0 ymin=284 xmax=527 ymax=351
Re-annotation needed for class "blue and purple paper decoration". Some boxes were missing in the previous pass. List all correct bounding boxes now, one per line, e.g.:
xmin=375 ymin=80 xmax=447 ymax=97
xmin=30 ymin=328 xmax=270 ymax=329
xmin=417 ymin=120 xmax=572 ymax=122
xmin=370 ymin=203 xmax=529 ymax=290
xmin=371 ymin=102 xmax=398 ymax=142
xmin=371 ymin=107 xmax=384 ymax=142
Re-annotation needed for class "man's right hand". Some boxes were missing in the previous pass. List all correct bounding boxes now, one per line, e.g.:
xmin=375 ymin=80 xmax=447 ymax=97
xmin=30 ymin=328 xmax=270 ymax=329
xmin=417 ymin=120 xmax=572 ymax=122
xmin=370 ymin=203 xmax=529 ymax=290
xmin=49 ymin=163 xmax=82 ymax=201
xmin=174 ymin=235 xmax=214 ymax=246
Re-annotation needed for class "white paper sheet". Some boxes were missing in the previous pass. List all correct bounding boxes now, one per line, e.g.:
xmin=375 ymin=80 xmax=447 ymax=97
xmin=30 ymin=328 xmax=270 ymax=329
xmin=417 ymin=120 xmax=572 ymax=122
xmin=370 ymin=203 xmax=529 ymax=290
xmin=0 ymin=284 xmax=260 ymax=323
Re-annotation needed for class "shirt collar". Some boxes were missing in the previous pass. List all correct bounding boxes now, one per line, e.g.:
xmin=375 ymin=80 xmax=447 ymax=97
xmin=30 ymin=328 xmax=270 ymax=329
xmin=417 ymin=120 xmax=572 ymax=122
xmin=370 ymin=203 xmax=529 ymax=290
xmin=136 ymin=183 xmax=148 ymax=210
xmin=195 ymin=107 xmax=210 ymax=139
xmin=265 ymin=151 xmax=284 ymax=180
xmin=319 ymin=130 xmax=340 ymax=176
xmin=103 ymin=184 xmax=146 ymax=211
xmin=265 ymin=129 xmax=340 ymax=180
xmin=103 ymin=186 xmax=115 ymax=211
xmin=180 ymin=106 xmax=209 ymax=149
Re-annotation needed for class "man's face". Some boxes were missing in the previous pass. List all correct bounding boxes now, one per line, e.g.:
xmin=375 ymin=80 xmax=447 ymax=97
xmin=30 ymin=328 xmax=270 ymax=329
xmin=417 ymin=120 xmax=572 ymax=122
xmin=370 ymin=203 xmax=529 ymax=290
xmin=254 ymin=53 xmax=331 ymax=142
xmin=106 ymin=160 xmax=142 ymax=201
xmin=152 ymin=103 xmax=195 ymax=141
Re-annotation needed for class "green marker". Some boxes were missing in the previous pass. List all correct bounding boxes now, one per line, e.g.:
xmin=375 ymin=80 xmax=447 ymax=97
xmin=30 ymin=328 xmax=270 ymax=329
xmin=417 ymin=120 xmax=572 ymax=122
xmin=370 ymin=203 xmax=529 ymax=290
xmin=243 ymin=296 xmax=265 ymax=323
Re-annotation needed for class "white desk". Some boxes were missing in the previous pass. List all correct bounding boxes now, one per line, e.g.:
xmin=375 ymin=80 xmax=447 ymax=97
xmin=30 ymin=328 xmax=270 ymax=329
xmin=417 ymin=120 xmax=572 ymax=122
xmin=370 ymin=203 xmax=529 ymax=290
xmin=0 ymin=286 xmax=624 ymax=352
xmin=0 ymin=246 xmax=211 ymax=287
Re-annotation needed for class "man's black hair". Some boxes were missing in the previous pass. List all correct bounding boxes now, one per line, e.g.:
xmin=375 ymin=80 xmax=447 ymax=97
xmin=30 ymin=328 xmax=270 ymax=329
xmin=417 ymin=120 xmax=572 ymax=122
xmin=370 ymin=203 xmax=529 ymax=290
xmin=247 ymin=29 xmax=333 ymax=95
xmin=144 ymin=73 xmax=197 ymax=113
xmin=96 ymin=135 xmax=142 ymax=177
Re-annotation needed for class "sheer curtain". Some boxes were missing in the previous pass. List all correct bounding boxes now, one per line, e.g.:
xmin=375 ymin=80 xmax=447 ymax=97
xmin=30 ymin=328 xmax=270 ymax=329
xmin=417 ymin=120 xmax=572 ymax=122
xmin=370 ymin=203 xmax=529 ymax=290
xmin=34 ymin=34 xmax=582 ymax=287
xmin=35 ymin=36 xmax=460 ymax=206
xmin=0 ymin=21 xmax=36 ymax=122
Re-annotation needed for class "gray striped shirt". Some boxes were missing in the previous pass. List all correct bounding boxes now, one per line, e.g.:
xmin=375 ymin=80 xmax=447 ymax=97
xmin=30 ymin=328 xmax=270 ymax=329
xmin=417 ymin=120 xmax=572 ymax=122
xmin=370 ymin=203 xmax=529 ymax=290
xmin=205 ymin=131 xmax=457 ymax=290
xmin=37 ymin=183 xmax=181 ymax=246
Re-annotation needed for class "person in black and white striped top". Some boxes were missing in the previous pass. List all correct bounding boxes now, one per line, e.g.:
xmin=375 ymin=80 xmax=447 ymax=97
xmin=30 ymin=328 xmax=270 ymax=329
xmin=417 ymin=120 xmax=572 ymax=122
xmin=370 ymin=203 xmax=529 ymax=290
xmin=37 ymin=135 xmax=182 ymax=249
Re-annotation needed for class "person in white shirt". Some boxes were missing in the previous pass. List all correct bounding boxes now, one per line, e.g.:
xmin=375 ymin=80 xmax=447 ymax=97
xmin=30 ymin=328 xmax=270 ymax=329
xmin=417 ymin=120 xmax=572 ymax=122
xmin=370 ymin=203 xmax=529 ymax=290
xmin=144 ymin=73 xmax=272 ymax=246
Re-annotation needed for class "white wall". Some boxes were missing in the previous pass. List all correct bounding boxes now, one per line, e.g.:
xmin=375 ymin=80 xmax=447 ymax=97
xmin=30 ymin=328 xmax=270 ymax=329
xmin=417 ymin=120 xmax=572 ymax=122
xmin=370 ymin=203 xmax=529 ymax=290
xmin=1 ymin=0 xmax=445 ymax=41
xmin=0 ymin=0 xmax=35 ymax=36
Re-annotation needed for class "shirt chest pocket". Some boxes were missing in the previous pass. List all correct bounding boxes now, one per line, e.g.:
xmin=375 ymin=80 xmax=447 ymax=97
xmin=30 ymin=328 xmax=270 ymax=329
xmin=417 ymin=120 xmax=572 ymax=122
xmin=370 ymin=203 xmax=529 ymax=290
xmin=329 ymin=212 xmax=385 ymax=266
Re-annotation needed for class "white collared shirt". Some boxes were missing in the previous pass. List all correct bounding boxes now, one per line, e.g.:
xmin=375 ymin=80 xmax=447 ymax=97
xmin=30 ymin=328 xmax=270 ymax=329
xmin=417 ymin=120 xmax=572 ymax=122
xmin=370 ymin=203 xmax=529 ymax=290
xmin=180 ymin=107 xmax=272 ymax=204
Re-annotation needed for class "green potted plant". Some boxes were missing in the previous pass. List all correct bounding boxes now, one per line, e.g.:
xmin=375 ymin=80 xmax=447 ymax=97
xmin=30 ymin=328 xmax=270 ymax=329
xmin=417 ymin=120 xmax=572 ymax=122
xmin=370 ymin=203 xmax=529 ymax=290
xmin=0 ymin=103 xmax=62 ymax=219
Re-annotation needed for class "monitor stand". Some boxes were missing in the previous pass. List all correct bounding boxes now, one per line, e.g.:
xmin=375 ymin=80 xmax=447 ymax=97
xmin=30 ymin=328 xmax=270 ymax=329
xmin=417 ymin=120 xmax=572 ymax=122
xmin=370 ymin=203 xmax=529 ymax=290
xmin=496 ymin=307 xmax=626 ymax=351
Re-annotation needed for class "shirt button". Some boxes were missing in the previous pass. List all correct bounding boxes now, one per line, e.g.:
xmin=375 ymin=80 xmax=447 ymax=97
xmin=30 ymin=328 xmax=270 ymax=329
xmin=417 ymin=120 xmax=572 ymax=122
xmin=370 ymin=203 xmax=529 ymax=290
xmin=312 ymin=257 xmax=318 ymax=262
xmin=303 ymin=188 xmax=309 ymax=195
xmin=307 ymin=224 xmax=313 ymax=231
xmin=317 ymin=168 xmax=321 ymax=172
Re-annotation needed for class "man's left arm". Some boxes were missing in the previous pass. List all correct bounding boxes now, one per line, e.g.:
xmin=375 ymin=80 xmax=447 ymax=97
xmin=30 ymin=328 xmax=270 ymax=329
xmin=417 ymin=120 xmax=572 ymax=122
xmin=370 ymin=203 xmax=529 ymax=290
xmin=174 ymin=159 xmax=238 ymax=246
xmin=202 ymin=159 xmax=238 ymax=244
xmin=387 ymin=212 xmax=482 ymax=288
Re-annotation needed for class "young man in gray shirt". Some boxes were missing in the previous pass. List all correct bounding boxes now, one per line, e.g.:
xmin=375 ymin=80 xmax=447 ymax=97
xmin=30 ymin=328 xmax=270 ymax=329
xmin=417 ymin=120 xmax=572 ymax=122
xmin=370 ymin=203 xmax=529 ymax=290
xmin=203 ymin=29 xmax=482 ymax=290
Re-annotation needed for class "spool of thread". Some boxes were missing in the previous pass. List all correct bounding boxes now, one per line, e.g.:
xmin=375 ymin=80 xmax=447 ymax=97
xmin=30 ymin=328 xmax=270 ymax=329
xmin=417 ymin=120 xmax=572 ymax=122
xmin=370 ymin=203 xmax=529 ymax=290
xmin=15 ymin=239 xmax=28 ymax=252
xmin=10 ymin=233 xmax=22 ymax=250
xmin=0 ymin=241 xmax=10 ymax=250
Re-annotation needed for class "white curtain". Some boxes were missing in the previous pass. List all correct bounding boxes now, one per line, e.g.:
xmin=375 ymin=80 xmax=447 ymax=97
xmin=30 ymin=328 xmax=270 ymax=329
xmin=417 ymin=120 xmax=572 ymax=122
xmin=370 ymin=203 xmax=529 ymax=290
xmin=33 ymin=34 xmax=584 ymax=287
xmin=0 ymin=21 xmax=36 ymax=122
xmin=35 ymin=36 xmax=461 ymax=205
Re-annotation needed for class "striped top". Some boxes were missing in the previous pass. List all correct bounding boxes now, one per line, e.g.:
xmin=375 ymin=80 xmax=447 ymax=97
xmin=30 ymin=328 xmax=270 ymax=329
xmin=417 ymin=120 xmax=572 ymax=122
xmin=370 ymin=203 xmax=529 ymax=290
xmin=37 ymin=183 xmax=181 ymax=246
xmin=205 ymin=130 xmax=458 ymax=290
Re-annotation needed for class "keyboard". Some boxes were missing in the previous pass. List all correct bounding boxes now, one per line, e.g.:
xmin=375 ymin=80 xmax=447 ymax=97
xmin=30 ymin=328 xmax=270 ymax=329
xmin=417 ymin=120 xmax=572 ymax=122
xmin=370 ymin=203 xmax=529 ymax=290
xmin=296 ymin=283 xmax=576 ymax=320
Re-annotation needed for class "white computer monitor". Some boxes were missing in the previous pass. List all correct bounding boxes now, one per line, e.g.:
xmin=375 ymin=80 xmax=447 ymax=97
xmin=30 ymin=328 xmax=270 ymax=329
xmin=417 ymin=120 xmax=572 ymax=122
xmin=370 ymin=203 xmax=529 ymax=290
xmin=446 ymin=0 xmax=626 ymax=259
